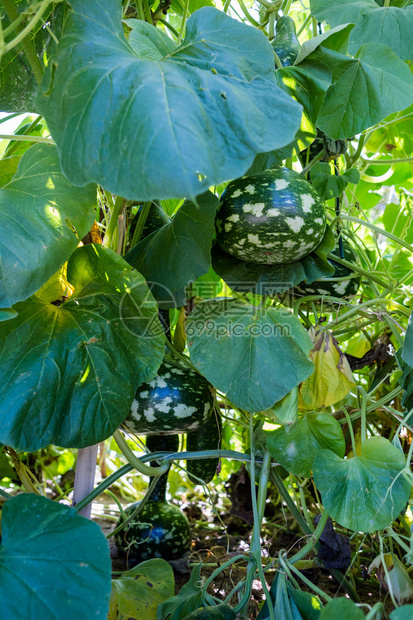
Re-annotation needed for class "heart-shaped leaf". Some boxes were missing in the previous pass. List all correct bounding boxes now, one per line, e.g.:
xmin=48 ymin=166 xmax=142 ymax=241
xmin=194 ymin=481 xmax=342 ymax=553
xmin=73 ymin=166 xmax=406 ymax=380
xmin=0 ymin=144 xmax=96 ymax=308
xmin=313 ymin=436 xmax=411 ymax=532
xmin=310 ymin=0 xmax=413 ymax=60
xmin=0 ymin=245 xmax=164 ymax=451
xmin=0 ymin=494 xmax=111 ymax=619
xmin=310 ymin=163 xmax=360 ymax=201
xmin=36 ymin=2 xmax=302 ymax=200
xmin=187 ymin=298 xmax=314 ymax=412
xmin=265 ymin=412 xmax=345 ymax=477
xmin=125 ymin=191 xmax=219 ymax=299
xmin=300 ymin=43 xmax=413 ymax=139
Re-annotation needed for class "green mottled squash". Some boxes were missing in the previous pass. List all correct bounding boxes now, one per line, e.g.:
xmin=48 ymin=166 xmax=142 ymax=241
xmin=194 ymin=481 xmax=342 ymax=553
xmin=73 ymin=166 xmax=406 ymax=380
xmin=123 ymin=354 xmax=214 ymax=435
xmin=215 ymin=168 xmax=326 ymax=265
xmin=186 ymin=411 xmax=222 ymax=484
xmin=271 ymin=16 xmax=301 ymax=67
xmin=115 ymin=434 xmax=191 ymax=562
xmin=294 ymin=242 xmax=361 ymax=298
xmin=129 ymin=201 xmax=170 ymax=241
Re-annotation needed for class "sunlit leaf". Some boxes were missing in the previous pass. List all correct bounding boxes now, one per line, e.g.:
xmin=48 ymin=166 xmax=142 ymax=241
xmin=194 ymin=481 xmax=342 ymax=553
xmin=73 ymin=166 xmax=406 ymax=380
xmin=0 ymin=144 xmax=96 ymax=308
xmin=37 ymin=2 xmax=302 ymax=200
xmin=187 ymin=298 xmax=314 ymax=412
xmin=0 ymin=245 xmax=164 ymax=451
xmin=313 ymin=436 xmax=411 ymax=532
xmin=265 ymin=412 xmax=345 ymax=477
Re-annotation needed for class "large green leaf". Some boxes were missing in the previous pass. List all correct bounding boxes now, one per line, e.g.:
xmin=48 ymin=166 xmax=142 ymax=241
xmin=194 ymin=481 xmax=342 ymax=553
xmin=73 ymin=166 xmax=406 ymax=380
xmin=211 ymin=225 xmax=336 ymax=295
xmin=300 ymin=43 xmax=413 ymax=139
xmin=310 ymin=0 xmax=413 ymax=60
xmin=0 ymin=144 xmax=96 ymax=308
xmin=313 ymin=436 xmax=411 ymax=532
xmin=0 ymin=245 xmax=164 ymax=452
xmin=36 ymin=2 xmax=302 ymax=201
xmin=0 ymin=494 xmax=111 ymax=619
xmin=125 ymin=191 xmax=219 ymax=299
xmin=391 ymin=606 xmax=413 ymax=620
xmin=265 ymin=413 xmax=345 ymax=477
xmin=109 ymin=559 xmax=174 ymax=620
xmin=186 ymin=299 xmax=314 ymax=412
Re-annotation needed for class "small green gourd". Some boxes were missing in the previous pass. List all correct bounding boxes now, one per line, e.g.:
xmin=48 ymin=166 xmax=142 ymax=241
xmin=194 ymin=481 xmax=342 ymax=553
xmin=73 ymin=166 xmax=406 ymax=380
xmin=115 ymin=434 xmax=191 ymax=562
xmin=271 ymin=16 xmax=301 ymax=67
xmin=186 ymin=411 xmax=222 ymax=484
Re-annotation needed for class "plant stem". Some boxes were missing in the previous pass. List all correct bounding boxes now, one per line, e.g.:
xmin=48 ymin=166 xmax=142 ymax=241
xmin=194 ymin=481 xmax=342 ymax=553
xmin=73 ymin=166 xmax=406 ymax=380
xmin=349 ymin=134 xmax=365 ymax=166
xmin=5 ymin=114 xmax=43 ymax=157
xmin=343 ymin=407 xmax=357 ymax=455
xmin=177 ymin=0 xmax=190 ymax=44
xmin=335 ymin=215 xmax=413 ymax=255
xmin=135 ymin=0 xmax=146 ymax=21
xmin=130 ymin=200 xmax=152 ymax=248
xmin=237 ymin=0 xmax=262 ymax=28
xmin=273 ymin=50 xmax=283 ymax=69
xmin=202 ymin=555 xmax=250 ymax=601
xmin=289 ymin=510 xmax=328 ymax=564
xmin=2 ymin=0 xmax=45 ymax=85
xmin=386 ymin=528 xmax=411 ymax=554
xmin=300 ymin=148 xmax=326 ymax=176
xmin=361 ymin=156 xmax=413 ymax=165
xmin=326 ymin=255 xmax=388 ymax=288
xmin=73 ymin=450 xmax=267 ymax=512
xmin=109 ymin=474 xmax=160 ymax=538
xmin=282 ymin=0 xmax=293 ymax=16
xmin=248 ymin=417 xmax=275 ymax=620
xmin=297 ymin=14 xmax=311 ymax=36
xmin=331 ymin=298 xmax=410 ymax=329
xmin=359 ymin=387 xmax=368 ymax=444
xmin=74 ymin=463 xmax=133 ymax=513
xmin=271 ymin=469 xmax=312 ymax=535
xmin=141 ymin=0 xmax=153 ymax=23
xmin=2 ymin=12 xmax=25 ymax=38
xmin=158 ymin=18 xmax=179 ymax=37
xmin=366 ymin=603 xmax=384 ymax=620
xmin=0 ymin=134 xmax=54 ymax=144
xmin=268 ymin=12 xmax=275 ymax=40
xmin=4 ymin=0 xmax=51 ymax=55
xmin=283 ymin=554 xmax=332 ymax=602
xmin=103 ymin=195 xmax=126 ymax=248
xmin=113 ymin=429 xmax=170 ymax=476
xmin=72 ymin=445 xmax=99 ymax=519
